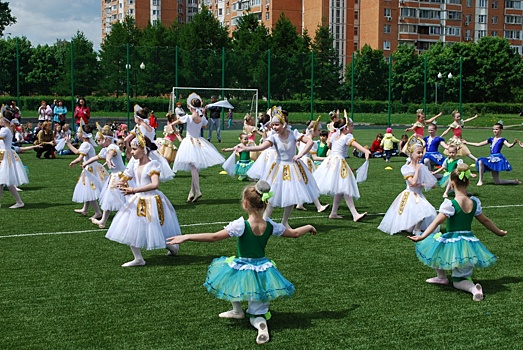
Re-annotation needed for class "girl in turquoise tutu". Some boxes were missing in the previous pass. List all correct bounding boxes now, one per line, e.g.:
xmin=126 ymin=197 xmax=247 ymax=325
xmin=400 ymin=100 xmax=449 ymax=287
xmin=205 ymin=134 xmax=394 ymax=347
xmin=221 ymin=132 xmax=254 ymax=181
xmin=408 ymin=163 xmax=507 ymax=301
xmin=167 ymin=180 xmax=317 ymax=344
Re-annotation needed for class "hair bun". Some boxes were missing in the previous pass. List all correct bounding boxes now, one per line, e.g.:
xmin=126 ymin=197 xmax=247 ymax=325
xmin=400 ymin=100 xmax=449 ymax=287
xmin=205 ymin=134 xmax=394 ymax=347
xmin=255 ymin=180 xmax=271 ymax=195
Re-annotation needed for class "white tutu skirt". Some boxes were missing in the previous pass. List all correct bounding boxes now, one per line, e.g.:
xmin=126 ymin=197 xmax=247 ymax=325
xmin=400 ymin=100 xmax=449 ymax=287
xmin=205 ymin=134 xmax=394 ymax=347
xmin=105 ymin=191 xmax=181 ymax=250
xmin=247 ymin=148 xmax=277 ymax=180
xmin=172 ymin=136 xmax=225 ymax=172
xmin=265 ymin=160 xmax=320 ymax=207
xmin=313 ymin=156 xmax=360 ymax=198
xmin=99 ymin=172 xmax=127 ymax=211
xmin=0 ymin=149 xmax=29 ymax=187
xmin=72 ymin=163 xmax=108 ymax=203
xmin=378 ymin=190 xmax=438 ymax=235
xmin=55 ymin=138 xmax=66 ymax=152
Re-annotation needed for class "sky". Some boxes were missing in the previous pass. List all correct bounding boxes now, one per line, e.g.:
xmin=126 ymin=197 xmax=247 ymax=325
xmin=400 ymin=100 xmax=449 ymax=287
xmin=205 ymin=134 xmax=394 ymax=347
xmin=7 ymin=0 xmax=103 ymax=50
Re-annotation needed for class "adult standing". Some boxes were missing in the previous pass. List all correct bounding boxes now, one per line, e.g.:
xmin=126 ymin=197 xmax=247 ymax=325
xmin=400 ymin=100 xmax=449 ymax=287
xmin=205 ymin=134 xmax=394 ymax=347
xmin=37 ymin=100 xmax=53 ymax=123
xmin=174 ymin=102 xmax=185 ymax=136
xmin=74 ymin=98 xmax=90 ymax=129
xmin=207 ymin=96 xmax=222 ymax=143
xmin=53 ymin=100 xmax=68 ymax=126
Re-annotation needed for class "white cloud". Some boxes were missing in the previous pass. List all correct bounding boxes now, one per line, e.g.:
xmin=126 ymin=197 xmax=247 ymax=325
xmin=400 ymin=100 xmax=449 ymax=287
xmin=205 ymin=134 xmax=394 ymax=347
xmin=7 ymin=0 xmax=102 ymax=50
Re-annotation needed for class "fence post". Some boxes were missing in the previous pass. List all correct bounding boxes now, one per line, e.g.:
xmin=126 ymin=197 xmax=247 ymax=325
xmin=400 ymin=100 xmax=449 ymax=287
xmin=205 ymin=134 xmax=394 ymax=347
xmin=423 ymin=55 xmax=427 ymax=115
xmin=310 ymin=51 xmax=314 ymax=120
xmin=350 ymin=52 xmax=355 ymax=121
xmin=222 ymin=46 xmax=225 ymax=128
xmin=267 ymin=49 xmax=270 ymax=108
xmin=15 ymin=38 xmax=20 ymax=107
xmin=70 ymin=41 xmax=75 ymax=130
xmin=175 ymin=45 xmax=178 ymax=102
xmin=126 ymin=43 xmax=130 ymax=128
xmin=387 ymin=55 xmax=392 ymax=126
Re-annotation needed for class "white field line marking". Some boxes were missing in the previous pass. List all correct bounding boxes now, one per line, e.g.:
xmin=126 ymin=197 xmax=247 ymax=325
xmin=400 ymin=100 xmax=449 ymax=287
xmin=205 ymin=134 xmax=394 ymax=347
xmin=1 ymin=204 xmax=522 ymax=239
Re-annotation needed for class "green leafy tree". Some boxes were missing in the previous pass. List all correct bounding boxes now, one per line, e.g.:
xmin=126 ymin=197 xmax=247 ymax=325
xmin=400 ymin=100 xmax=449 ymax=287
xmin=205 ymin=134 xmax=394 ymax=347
xmin=391 ymin=44 xmax=423 ymax=103
xmin=177 ymin=6 xmax=230 ymax=88
xmin=0 ymin=1 xmax=16 ymax=37
xmin=310 ymin=23 xmax=342 ymax=100
xmin=270 ymin=13 xmax=309 ymax=100
xmin=344 ymin=44 xmax=388 ymax=101
xmin=0 ymin=37 xmax=33 ymax=97
xmin=99 ymin=17 xmax=142 ymax=97
xmin=230 ymin=12 xmax=270 ymax=94
xmin=55 ymin=31 xmax=99 ymax=97
xmin=26 ymin=44 xmax=59 ymax=95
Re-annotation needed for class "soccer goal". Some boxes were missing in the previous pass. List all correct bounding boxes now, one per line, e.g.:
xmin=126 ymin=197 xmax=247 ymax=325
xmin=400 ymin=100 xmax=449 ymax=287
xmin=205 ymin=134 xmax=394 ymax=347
xmin=169 ymin=87 xmax=259 ymax=123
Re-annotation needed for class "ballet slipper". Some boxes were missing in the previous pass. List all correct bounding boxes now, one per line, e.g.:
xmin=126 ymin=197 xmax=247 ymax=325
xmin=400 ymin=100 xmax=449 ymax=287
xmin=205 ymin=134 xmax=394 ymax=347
xmin=121 ymin=259 xmax=146 ymax=267
xmin=473 ymin=284 xmax=484 ymax=301
xmin=90 ymin=214 xmax=102 ymax=220
xmin=192 ymin=193 xmax=202 ymax=202
xmin=9 ymin=202 xmax=25 ymax=209
xmin=425 ymin=277 xmax=449 ymax=285
xmin=317 ymin=204 xmax=330 ymax=213
xmin=353 ymin=212 xmax=367 ymax=222
xmin=255 ymin=320 xmax=270 ymax=344
xmin=329 ymin=214 xmax=343 ymax=219
xmin=477 ymin=181 xmax=483 ymax=186
xmin=91 ymin=218 xmax=105 ymax=229
xmin=295 ymin=205 xmax=306 ymax=211
xmin=166 ymin=244 xmax=179 ymax=256
xmin=15 ymin=187 xmax=22 ymax=192
xmin=74 ymin=209 xmax=88 ymax=216
xmin=218 ymin=310 xmax=245 ymax=319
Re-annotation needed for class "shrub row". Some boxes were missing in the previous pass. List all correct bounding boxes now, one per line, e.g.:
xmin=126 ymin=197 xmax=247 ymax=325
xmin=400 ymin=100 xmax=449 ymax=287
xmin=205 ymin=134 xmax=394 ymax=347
xmin=6 ymin=96 xmax=523 ymax=116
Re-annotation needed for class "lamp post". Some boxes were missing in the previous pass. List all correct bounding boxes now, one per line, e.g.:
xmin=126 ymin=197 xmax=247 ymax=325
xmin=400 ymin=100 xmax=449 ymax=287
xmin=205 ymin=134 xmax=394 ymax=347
xmin=126 ymin=63 xmax=131 ymax=127
xmin=436 ymin=72 xmax=453 ymax=105
xmin=139 ymin=62 xmax=145 ymax=96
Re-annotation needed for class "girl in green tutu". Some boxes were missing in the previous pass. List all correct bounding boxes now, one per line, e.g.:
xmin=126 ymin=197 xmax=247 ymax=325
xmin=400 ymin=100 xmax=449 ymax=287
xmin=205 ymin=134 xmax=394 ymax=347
xmin=167 ymin=180 xmax=316 ymax=344
xmin=409 ymin=163 xmax=507 ymax=301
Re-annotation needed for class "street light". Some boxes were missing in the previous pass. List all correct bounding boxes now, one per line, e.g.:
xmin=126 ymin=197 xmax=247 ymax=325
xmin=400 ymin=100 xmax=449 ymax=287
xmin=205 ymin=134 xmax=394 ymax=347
xmin=139 ymin=62 xmax=145 ymax=96
xmin=435 ymin=72 xmax=452 ymax=105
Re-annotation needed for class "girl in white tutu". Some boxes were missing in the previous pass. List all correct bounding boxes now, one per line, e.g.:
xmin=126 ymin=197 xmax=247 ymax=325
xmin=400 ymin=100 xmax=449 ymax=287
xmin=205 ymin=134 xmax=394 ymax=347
xmin=313 ymin=117 xmax=370 ymax=221
xmin=172 ymin=93 xmax=225 ymax=202
xmin=238 ymin=107 xmax=321 ymax=227
xmin=82 ymin=124 xmax=127 ymax=229
xmin=166 ymin=180 xmax=317 ymax=345
xmin=67 ymin=123 xmax=108 ymax=220
xmin=408 ymin=163 xmax=507 ymax=301
xmin=106 ymin=131 xmax=181 ymax=267
xmin=246 ymin=114 xmax=277 ymax=180
xmin=125 ymin=106 xmax=175 ymax=182
xmin=378 ymin=140 xmax=438 ymax=235
xmin=295 ymin=118 xmax=329 ymax=212
xmin=0 ymin=109 xmax=29 ymax=208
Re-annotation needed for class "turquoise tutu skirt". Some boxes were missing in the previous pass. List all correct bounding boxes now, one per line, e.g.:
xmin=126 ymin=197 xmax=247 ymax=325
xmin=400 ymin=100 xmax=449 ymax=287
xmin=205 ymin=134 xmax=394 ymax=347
xmin=235 ymin=159 xmax=254 ymax=177
xmin=415 ymin=230 xmax=497 ymax=270
xmin=204 ymin=256 xmax=295 ymax=302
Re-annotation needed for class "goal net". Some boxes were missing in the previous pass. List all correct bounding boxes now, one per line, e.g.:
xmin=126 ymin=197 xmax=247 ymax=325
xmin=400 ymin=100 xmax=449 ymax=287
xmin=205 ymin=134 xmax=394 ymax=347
xmin=170 ymin=87 xmax=259 ymax=122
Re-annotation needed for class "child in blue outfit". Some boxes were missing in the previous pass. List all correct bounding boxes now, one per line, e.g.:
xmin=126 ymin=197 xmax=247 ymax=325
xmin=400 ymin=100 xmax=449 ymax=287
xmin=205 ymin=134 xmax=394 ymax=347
xmin=167 ymin=180 xmax=317 ymax=345
xmin=409 ymin=163 xmax=507 ymax=301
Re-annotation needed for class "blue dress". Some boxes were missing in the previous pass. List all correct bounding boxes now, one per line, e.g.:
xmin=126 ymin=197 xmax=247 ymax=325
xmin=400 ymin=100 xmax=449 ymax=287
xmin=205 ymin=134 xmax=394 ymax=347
xmin=422 ymin=135 xmax=445 ymax=166
xmin=476 ymin=137 xmax=512 ymax=172
xmin=203 ymin=218 xmax=294 ymax=302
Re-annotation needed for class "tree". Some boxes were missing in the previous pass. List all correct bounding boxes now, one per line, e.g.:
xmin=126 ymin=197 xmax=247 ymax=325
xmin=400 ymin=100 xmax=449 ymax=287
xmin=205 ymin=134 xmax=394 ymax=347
xmin=55 ymin=31 xmax=99 ymax=97
xmin=177 ymin=6 xmax=230 ymax=88
xmin=230 ymin=12 xmax=270 ymax=93
xmin=26 ymin=44 xmax=59 ymax=95
xmin=269 ymin=13 xmax=310 ymax=100
xmin=99 ymin=17 xmax=142 ymax=97
xmin=0 ymin=2 xmax=16 ymax=37
xmin=391 ymin=44 xmax=423 ymax=103
xmin=311 ymin=23 xmax=342 ymax=100
xmin=344 ymin=44 xmax=388 ymax=101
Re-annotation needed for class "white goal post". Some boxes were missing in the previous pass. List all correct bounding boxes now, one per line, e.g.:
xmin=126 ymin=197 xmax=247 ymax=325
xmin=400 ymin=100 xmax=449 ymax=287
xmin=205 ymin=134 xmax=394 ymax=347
xmin=170 ymin=87 xmax=259 ymax=124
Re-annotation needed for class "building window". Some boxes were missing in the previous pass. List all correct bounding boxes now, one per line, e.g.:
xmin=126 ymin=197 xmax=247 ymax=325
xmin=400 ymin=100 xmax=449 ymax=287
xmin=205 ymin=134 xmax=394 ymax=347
xmin=479 ymin=0 xmax=488 ymax=7
xmin=219 ymin=8 xmax=223 ymax=15
xmin=492 ymin=31 xmax=498 ymax=36
xmin=478 ymin=15 xmax=486 ymax=23
xmin=477 ymin=30 xmax=486 ymax=38
xmin=506 ymin=1 xmax=522 ymax=9
xmin=492 ymin=16 xmax=498 ymax=24
xmin=504 ymin=30 xmax=522 ymax=39
xmin=466 ymin=0 xmax=472 ymax=6
xmin=384 ymin=8 xmax=391 ymax=17
xmin=447 ymin=11 xmax=461 ymax=20
xmin=153 ymin=0 xmax=160 ymax=5
xmin=505 ymin=15 xmax=523 ymax=24
xmin=384 ymin=24 xmax=391 ymax=33
xmin=383 ymin=41 xmax=391 ymax=50
xmin=492 ymin=0 xmax=498 ymax=7
xmin=265 ymin=12 xmax=269 ymax=20
xmin=354 ymin=27 xmax=358 ymax=35
xmin=355 ymin=11 xmax=358 ymax=20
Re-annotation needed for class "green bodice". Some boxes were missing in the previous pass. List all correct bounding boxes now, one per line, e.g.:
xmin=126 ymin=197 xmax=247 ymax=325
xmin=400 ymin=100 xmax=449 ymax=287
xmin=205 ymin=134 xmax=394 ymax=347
xmin=446 ymin=199 xmax=476 ymax=232
xmin=237 ymin=220 xmax=273 ymax=258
